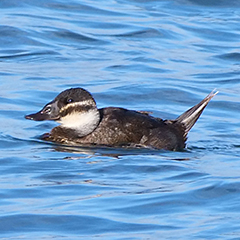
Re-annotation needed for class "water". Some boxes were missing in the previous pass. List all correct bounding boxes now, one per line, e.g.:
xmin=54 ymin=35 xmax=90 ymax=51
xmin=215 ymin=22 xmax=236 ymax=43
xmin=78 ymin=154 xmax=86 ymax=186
xmin=1 ymin=0 xmax=240 ymax=239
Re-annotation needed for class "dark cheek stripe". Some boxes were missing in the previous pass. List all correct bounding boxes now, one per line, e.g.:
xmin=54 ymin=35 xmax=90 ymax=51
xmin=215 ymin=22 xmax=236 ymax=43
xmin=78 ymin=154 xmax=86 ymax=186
xmin=60 ymin=105 xmax=94 ymax=117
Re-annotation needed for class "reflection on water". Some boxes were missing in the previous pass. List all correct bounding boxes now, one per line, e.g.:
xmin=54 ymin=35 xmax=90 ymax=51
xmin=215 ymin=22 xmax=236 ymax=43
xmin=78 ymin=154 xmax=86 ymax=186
xmin=0 ymin=0 xmax=240 ymax=239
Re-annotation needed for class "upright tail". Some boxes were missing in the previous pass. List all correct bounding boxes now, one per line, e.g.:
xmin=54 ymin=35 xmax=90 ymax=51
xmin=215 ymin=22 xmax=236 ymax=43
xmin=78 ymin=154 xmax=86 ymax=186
xmin=176 ymin=90 xmax=218 ymax=137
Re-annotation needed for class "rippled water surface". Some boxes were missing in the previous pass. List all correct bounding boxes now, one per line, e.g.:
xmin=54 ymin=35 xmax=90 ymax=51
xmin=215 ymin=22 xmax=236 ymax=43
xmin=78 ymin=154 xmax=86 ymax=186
xmin=1 ymin=0 xmax=240 ymax=239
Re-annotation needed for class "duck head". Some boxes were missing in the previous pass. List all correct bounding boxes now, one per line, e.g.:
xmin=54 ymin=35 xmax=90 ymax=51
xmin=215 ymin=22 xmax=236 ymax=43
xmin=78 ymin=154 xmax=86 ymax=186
xmin=25 ymin=88 xmax=100 ymax=136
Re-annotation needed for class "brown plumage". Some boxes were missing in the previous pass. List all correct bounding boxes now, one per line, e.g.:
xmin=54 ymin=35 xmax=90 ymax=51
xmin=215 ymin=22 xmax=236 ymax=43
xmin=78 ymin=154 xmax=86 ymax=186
xmin=25 ymin=88 xmax=217 ymax=151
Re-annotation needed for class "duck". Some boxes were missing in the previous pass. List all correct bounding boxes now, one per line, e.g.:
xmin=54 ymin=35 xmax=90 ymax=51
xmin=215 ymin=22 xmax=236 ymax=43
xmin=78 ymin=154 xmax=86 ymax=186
xmin=25 ymin=88 xmax=217 ymax=151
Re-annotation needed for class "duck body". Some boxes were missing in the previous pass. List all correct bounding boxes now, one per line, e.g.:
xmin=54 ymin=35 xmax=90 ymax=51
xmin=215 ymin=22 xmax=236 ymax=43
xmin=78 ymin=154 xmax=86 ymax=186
xmin=25 ymin=88 xmax=217 ymax=151
xmin=45 ymin=107 xmax=185 ymax=150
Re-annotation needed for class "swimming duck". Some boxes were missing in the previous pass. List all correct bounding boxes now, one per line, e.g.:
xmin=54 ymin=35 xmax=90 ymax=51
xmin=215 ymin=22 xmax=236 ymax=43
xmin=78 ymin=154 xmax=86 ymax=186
xmin=25 ymin=88 xmax=217 ymax=151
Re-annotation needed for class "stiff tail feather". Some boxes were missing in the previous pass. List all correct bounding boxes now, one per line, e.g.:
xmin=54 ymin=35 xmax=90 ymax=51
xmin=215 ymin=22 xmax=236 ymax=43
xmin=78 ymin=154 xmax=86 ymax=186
xmin=176 ymin=90 xmax=218 ymax=137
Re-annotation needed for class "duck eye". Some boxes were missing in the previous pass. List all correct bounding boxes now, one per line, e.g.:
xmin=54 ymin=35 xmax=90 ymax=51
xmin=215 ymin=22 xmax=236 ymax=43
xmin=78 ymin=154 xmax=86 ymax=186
xmin=66 ymin=98 xmax=74 ymax=104
xmin=43 ymin=106 xmax=51 ymax=114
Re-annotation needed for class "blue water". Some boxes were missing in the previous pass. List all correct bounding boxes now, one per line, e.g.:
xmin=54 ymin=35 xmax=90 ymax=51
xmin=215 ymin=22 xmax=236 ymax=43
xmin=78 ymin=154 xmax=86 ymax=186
xmin=1 ymin=0 xmax=240 ymax=239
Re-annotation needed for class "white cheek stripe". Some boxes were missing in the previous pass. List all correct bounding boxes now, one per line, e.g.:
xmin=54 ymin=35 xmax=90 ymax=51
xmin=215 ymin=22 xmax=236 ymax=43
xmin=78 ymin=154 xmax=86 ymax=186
xmin=59 ymin=100 xmax=95 ymax=113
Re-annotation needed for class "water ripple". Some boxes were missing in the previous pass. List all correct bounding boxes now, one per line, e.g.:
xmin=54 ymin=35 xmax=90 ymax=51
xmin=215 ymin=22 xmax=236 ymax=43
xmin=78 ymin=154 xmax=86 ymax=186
xmin=0 ymin=0 xmax=240 ymax=239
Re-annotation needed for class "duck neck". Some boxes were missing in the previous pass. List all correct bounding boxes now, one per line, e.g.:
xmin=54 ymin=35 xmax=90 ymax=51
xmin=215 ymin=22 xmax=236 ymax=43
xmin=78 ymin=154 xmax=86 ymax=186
xmin=57 ymin=108 xmax=100 ymax=137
